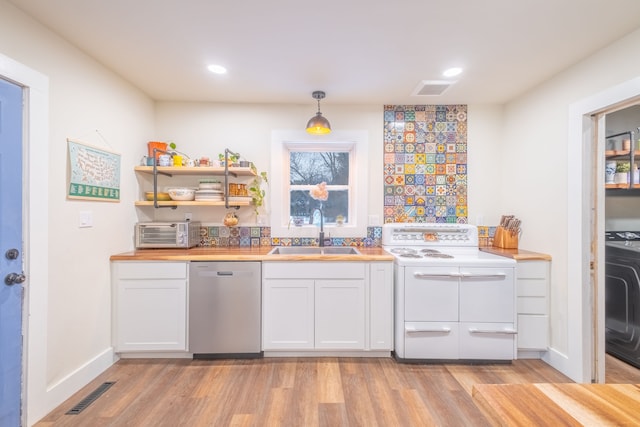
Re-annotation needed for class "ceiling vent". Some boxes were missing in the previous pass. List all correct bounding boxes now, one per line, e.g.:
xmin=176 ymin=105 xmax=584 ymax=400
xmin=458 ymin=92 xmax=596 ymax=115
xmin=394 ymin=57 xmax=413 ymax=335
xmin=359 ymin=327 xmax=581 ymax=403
xmin=412 ymin=80 xmax=456 ymax=96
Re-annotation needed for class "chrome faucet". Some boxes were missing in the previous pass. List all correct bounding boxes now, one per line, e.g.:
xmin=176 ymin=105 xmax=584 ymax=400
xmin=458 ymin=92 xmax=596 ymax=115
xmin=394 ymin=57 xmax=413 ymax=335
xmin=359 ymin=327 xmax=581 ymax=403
xmin=312 ymin=208 xmax=325 ymax=247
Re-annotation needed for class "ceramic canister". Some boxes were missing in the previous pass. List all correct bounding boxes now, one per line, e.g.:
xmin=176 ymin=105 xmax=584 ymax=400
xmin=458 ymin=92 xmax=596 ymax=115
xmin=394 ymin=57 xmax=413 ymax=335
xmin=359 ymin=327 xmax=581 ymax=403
xmin=605 ymin=161 xmax=617 ymax=184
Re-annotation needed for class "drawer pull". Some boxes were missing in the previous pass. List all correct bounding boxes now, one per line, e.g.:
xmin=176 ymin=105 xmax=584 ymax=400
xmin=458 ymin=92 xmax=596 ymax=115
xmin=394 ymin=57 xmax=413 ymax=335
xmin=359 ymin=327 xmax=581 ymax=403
xmin=468 ymin=327 xmax=517 ymax=335
xmin=414 ymin=272 xmax=461 ymax=279
xmin=406 ymin=326 xmax=451 ymax=334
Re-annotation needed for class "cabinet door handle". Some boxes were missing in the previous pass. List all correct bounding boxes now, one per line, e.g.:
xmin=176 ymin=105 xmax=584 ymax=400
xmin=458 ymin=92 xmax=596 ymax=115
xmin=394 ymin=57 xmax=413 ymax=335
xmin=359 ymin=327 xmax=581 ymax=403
xmin=406 ymin=326 xmax=451 ymax=333
xmin=468 ymin=328 xmax=517 ymax=335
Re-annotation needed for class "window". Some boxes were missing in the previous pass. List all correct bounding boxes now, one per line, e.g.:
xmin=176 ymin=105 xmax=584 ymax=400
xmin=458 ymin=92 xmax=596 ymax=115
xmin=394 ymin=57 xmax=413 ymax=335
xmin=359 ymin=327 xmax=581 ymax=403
xmin=270 ymin=130 xmax=368 ymax=239
xmin=290 ymin=150 xmax=351 ymax=226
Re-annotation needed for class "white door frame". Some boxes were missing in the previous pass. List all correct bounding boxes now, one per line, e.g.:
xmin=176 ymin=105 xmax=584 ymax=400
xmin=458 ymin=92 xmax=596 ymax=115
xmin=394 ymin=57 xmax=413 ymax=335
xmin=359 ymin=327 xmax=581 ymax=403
xmin=0 ymin=53 xmax=50 ymax=425
xmin=567 ymin=76 xmax=640 ymax=383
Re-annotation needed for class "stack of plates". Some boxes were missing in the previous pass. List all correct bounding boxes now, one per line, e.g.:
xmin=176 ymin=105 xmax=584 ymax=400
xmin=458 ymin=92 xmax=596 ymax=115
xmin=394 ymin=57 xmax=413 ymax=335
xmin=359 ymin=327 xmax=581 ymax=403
xmin=195 ymin=189 xmax=223 ymax=202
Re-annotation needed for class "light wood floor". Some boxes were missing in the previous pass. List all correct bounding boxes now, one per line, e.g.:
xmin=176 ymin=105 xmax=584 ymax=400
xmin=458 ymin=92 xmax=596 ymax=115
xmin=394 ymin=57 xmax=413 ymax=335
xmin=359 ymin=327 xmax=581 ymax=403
xmin=35 ymin=355 xmax=640 ymax=427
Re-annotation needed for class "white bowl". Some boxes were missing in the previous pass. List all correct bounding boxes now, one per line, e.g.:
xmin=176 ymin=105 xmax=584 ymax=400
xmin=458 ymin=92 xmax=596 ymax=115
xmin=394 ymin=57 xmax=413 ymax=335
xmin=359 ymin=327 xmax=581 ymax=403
xmin=167 ymin=188 xmax=196 ymax=201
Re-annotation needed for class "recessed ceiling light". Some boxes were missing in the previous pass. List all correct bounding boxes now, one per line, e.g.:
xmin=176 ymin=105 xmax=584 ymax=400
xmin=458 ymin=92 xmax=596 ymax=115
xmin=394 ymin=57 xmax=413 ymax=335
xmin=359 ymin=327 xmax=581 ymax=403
xmin=207 ymin=64 xmax=227 ymax=74
xmin=443 ymin=67 xmax=462 ymax=77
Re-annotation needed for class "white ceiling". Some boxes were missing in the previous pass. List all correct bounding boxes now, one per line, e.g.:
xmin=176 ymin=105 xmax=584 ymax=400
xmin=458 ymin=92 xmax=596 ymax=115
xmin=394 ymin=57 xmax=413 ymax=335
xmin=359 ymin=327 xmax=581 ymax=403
xmin=9 ymin=0 xmax=640 ymax=106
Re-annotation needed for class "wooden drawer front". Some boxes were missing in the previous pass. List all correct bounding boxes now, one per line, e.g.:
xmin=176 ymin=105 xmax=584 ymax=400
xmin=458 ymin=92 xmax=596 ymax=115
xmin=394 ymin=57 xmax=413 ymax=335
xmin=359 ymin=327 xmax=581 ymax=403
xmin=114 ymin=262 xmax=187 ymax=279
xmin=516 ymin=261 xmax=549 ymax=279
xmin=518 ymin=315 xmax=549 ymax=350
xmin=517 ymin=297 xmax=548 ymax=315
xmin=517 ymin=279 xmax=547 ymax=297
xmin=404 ymin=322 xmax=459 ymax=359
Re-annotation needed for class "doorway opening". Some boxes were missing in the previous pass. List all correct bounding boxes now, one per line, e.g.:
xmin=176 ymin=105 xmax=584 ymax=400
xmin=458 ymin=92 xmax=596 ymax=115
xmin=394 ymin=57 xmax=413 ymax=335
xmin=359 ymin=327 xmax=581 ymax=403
xmin=567 ymin=77 xmax=640 ymax=384
xmin=599 ymin=105 xmax=640 ymax=382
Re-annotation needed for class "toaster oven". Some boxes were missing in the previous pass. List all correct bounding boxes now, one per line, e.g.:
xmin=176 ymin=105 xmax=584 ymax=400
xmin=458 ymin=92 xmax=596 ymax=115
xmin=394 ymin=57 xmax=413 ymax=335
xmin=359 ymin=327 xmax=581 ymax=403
xmin=135 ymin=221 xmax=201 ymax=249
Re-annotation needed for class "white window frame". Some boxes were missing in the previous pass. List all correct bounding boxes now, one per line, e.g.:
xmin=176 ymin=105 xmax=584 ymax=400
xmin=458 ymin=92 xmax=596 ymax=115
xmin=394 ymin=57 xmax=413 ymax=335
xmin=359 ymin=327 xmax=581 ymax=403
xmin=270 ymin=130 xmax=368 ymax=239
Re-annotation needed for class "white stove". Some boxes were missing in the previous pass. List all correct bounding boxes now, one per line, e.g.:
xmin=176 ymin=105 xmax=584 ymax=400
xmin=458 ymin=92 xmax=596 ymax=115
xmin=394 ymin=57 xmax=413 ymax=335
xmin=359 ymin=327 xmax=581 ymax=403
xmin=382 ymin=223 xmax=515 ymax=267
xmin=383 ymin=223 xmax=517 ymax=362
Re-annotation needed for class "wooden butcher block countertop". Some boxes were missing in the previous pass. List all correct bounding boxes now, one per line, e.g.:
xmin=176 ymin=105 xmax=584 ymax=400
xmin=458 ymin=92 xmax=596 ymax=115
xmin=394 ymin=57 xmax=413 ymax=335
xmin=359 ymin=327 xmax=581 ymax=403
xmin=110 ymin=246 xmax=394 ymax=262
xmin=480 ymin=247 xmax=552 ymax=261
xmin=472 ymin=383 xmax=640 ymax=426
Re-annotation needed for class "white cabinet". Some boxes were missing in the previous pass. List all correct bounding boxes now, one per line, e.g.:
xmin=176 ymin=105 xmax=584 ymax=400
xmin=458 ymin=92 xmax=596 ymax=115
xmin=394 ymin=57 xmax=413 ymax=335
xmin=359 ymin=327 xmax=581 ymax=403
xmin=315 ymin=279 xmax=366 ymax=348
xmin=262 ymin=261 xmax=393 ymax=353
xmin=262 ymin=279 xmax=315 ymax=349
xmin=369 ymin=262 xmax=394 ymax=350
xmin=112 ymin=261 xmax=188 ymax=353
xmin=516 ymin=260 xmax=550 ymax=354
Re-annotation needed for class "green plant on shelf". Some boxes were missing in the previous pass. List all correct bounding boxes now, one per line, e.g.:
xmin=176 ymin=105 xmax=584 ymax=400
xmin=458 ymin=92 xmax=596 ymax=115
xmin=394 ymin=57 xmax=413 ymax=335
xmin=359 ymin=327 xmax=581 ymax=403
xmin=248 ymin=171 xmax=268 ymax=216
xmin=168 ymin=142 xmax=190 ymax=159
xmin=219 ymin=153 xmax=239 ymax=165
xmin=616 ymin=162 xmax=631 ymax=173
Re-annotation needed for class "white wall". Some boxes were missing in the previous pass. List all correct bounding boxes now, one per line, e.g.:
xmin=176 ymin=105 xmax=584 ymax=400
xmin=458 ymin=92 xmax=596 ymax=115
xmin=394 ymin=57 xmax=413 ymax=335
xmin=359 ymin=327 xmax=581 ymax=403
xmin=153 ymin=102 xmax=505 ymax=227
xmin=501 ymin=28 xmax=640 ymax=365
xmin=0 ymin=1 xmax=155 ymax=423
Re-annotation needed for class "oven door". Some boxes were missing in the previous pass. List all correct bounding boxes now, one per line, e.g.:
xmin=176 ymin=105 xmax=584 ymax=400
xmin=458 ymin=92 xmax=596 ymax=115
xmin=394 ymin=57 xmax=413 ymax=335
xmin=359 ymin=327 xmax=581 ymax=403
xmin=404 ymin=266 xmax=459 ymax=322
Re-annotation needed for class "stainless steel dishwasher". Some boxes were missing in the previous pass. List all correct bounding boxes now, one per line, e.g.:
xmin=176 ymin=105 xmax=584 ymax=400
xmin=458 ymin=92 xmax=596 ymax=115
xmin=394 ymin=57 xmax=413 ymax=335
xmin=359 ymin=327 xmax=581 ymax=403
xmin=189 ymin=261 xmax=262 ymax=358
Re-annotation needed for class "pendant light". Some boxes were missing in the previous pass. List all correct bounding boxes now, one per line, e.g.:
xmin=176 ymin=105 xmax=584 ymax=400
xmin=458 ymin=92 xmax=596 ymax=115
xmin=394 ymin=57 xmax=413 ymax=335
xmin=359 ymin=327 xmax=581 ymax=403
xmin=306 ymin=91 xmax=331 ymax=134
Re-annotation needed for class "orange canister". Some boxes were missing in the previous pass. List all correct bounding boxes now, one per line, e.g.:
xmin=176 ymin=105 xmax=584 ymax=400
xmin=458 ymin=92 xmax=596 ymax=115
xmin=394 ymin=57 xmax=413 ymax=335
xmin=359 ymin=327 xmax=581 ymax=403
xmin=147 ymin=141 xmax=168 ymax=159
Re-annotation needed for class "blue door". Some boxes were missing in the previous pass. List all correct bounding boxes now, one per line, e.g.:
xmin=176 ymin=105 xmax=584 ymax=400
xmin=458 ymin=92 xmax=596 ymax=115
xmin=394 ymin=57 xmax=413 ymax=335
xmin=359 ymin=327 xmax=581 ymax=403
xmin=0 ymin=77 xmax=25 ymax=425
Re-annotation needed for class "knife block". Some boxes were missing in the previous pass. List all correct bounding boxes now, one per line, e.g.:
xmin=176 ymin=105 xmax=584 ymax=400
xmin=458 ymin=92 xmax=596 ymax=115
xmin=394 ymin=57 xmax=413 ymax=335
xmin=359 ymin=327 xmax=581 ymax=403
xmin=493 ymin=226 xmax=519 ymax=249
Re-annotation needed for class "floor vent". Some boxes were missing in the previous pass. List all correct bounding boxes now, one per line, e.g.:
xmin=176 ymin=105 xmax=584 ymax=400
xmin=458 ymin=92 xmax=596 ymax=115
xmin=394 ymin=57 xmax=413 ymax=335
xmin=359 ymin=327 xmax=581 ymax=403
xmin=66 ymin=381 xmax=115 ymax=415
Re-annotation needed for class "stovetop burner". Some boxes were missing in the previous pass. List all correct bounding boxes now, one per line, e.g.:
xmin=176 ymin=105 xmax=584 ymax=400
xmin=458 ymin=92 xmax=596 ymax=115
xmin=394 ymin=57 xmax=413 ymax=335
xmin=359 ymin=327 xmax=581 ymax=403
xmin=423 ymin=252 xmax=454 ymax=259
xmin=420 ymin=249 xmax=441 ymax=254
xmin=390 ymin=248 xmax=418 ymax=255
xmin=399 ymin=253 xmax=423 ymax=258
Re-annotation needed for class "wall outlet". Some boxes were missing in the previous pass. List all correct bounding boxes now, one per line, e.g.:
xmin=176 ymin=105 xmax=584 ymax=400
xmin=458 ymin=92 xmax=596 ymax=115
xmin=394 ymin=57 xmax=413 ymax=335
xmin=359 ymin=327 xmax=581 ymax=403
xmin=79 ymin=210 xmax=93 ymax=228
xmin=368 ymin=214 xmax=380 ymax=226
xmin=184 ymin=212 xmax=193 ymax=221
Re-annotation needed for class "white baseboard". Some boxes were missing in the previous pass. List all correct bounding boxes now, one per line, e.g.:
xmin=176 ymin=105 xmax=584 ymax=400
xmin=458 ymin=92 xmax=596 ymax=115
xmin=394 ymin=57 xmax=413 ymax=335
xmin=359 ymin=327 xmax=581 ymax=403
xmin=118 ymin=352 xmax=193 ymax=359
xmin=543 ymin=346 xmax=574 ymax=380
xmin=43 ymin=347 xmax=117 ymax=417
xmin=263 ymin=351 xmax=392 ymax=358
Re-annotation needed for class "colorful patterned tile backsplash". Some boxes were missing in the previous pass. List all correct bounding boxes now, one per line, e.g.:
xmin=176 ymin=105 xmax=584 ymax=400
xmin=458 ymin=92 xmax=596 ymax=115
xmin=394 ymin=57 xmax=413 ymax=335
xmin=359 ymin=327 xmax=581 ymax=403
xmin=198 ymin=226 xmax=383 ymax=248
xmin=198 ymin=226 xmax=495 ymax=248
xmin=383 ymin=104 xmax=468 ymax=224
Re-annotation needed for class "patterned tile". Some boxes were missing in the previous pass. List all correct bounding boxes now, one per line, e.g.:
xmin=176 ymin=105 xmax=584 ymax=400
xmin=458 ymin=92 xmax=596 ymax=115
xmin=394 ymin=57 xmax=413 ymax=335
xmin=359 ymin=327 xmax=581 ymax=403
xmin=383 ymin=104 xmax=467 ymax=223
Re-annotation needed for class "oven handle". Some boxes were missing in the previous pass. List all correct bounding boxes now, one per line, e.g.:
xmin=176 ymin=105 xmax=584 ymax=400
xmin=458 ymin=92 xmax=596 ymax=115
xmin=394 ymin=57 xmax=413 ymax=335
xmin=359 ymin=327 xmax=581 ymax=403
xmin=413 ymin=272 xmax=463 ymax=279
xmin=468 ymin=327 xmax=517 ymax=335
xmin=460 ymin=273 xmax=507 ymax=279
xmin=412 ymin=272 xmax=507 ymax=279
xmin=406 ymin=326 xmax=452 ymax=333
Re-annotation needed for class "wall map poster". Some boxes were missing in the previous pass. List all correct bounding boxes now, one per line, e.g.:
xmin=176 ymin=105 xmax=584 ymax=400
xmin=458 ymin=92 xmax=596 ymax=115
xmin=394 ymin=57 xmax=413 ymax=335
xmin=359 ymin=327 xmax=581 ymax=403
xmin=67 ymin=139 xmax=121 ymax=201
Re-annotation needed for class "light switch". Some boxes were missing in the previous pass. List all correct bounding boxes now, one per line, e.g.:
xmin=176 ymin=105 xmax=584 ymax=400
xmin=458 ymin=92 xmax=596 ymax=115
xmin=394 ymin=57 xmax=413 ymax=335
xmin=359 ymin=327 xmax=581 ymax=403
xmin=79 ymin=210 xmax=93 ymax=228
xmin=368 ymin=215 xmax=380 ymax=226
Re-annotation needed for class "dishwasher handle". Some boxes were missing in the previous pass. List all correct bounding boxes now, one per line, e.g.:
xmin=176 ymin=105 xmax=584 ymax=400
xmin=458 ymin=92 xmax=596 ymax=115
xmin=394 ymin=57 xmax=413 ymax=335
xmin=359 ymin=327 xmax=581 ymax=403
xmin=195 ymin=270 xmax=254 ymax=278
xmin=217 ymin=271 xmax=233 ymax=276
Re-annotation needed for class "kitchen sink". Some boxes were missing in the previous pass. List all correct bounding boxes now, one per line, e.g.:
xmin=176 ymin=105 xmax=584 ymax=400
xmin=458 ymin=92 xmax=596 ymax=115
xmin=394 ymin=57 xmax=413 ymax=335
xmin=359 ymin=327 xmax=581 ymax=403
xmin=320 ymin=247 xmax=360 ymax=255
xmin=268 ymin=246 xmax=360 ymax=255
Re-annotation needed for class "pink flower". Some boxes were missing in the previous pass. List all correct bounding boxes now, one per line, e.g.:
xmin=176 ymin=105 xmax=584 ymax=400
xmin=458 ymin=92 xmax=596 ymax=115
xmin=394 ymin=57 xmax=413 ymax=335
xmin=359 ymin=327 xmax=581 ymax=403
xmin=310 ymin=182 xmax=328 ymax=201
